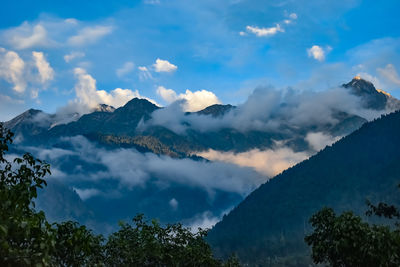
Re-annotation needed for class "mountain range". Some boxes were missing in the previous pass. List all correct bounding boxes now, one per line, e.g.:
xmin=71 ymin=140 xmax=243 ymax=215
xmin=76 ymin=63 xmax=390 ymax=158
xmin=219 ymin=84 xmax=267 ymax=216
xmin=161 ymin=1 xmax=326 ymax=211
xmin=2 ymin=77 xmax=400 ymax=236
xmin=5 ymin=77 xmax=399 ymax=154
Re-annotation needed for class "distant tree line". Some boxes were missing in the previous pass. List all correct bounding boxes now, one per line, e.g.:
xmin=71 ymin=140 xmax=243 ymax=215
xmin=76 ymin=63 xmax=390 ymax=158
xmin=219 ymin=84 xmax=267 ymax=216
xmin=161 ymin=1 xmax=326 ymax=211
xmin=0 ymin=124 xmax=238 ymax=266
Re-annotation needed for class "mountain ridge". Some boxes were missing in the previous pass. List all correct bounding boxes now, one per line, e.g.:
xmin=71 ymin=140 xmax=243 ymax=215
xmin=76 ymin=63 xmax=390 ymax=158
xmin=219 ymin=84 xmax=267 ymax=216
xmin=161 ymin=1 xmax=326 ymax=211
xmin=4 ymin=77 xmax=393 ymax=156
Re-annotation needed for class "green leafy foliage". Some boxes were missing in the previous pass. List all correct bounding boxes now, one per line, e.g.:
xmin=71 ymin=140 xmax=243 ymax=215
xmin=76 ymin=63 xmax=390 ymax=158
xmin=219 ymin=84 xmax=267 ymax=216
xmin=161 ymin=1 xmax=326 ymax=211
xmin=53 ymin=221 xmax=105 ymax=266
xmin=305 ymin=195 xmax=400 ymax=266
xmin=0 ymin=123 xmax=54 ymax=266
xmin=0 ymin=123 xmax=238 ymax=266
xmin=105 ymin=214 xmax=239 ymax=266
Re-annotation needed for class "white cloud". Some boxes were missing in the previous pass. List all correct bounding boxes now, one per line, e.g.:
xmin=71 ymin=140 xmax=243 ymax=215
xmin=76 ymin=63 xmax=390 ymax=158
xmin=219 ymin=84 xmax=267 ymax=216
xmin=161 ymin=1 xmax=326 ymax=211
xmin=138 ymin=66 xmax=153 ymax=80
xmin=0 ymin=48 xmax=26 ymax=93
xmin=153 ymin=58 xmax=178 ymax=73
xmin=157 ymin=86 xmax=221 ymax=112
xmin=116 ymin=61 xmax=135 ymax=77
xmin=64 ymin=52 xmax=85 ymax=63
xmin=32 ymin=51 xmax=54 ymax=84
xmin=307 ymin=45 xmax=328 ymax=61
xmin=4 ymin=23 xmax=48 ymax=50
xmin=244 ymin=12 xmax=297 ymax=37
xmin=156 ymin=86 xmax=178 ymax=103
xmin=68 ymin=25 xmax=113 ymax=46
xmin=73 ymin=67 xmax=158 ymax=110
xmin=246 ymin=24 xmax=284 ymax=37
xmin=305 ymin=132 xmax=341 ymax=151
xmin=377 ymin=64 xmax=400 ymax=86
xmin=187 ymin=211 xmax=220 ymax=231
xmin=198 ymin=148 xmax=309 ymax=177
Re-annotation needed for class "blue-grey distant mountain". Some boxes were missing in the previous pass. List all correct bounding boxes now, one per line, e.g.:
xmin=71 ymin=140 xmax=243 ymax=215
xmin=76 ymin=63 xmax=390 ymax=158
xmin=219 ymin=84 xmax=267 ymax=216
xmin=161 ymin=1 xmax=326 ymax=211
xmin=207 ymin=110 xmax=400 ymax=266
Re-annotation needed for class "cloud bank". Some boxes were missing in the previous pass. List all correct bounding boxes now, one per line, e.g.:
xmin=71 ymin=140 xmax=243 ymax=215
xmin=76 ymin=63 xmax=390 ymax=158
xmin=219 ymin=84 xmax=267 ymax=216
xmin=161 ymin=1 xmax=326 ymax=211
xmin=198 ymin=147 xmax=309 ymax=177
xmin=146 ymin=85 xmax=380 ymax=136
xmin=28 ymin=135 xmax=264 ymax=196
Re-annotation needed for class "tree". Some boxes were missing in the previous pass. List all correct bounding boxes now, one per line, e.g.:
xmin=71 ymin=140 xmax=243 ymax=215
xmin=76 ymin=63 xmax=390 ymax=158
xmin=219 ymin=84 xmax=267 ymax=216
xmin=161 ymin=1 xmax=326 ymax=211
xmin=53 ymin=221 xmax=105 ymax=266
xmin=305 ymin=192 xmax=400 ymax=267
xmin=105 ymin=214 xmax=239 ymax=266
xmin=0 ymin=123 xmax=55 ymax=266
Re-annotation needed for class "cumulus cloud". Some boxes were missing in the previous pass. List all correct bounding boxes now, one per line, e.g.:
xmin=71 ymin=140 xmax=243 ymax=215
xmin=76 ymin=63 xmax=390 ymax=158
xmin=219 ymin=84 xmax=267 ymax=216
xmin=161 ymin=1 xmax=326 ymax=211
xmin=307 ymin=45 xmax=331 ymax=62
xmin=198 ymin=147 xmax=309 ymax=177
xmin=72 ymin=68 xmax=158 ymax=111
xmin=245 ymin=24 xmax=284 ymax=37
xmin=156 ymin=86 xmax=178 ymax=103
xmin=377 ymin=64 xmax=400 ymax=86
xmin=64 ymin=52 xmax=85 ymax=63
xmin=305 ymin=132 xmax=341 ymax=152
xmin=4 ymin=23 xmax=48 ymax=50
xmin=0 ymin=48 xmax=26 ymax=93
xmin=0 ymin=48 xmax=57 ymax=98
xmin=153 ymin=58 xmax=178 ymax=73
xmin=32 ymin=51 xmax=54 ymax=84
xmin=68 ymin=25 xmax=113 ymax=46
xmin=116 ymin=61 xmax=135 ymax=77
xmin=156 ymin=86 xmax=221 ymax=112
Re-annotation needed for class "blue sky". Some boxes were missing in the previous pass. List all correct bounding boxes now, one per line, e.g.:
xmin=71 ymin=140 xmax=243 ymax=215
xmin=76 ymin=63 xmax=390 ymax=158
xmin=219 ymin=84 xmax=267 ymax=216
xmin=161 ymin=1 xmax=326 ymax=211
xmin=1 ymin=0 xmax=400 ymax=121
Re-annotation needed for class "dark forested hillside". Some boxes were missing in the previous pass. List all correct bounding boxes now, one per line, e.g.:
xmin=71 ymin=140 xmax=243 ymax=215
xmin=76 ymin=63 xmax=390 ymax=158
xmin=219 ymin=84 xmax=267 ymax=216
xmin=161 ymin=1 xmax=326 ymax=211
xmin=208 ymin=110 xmax=400 ymax=266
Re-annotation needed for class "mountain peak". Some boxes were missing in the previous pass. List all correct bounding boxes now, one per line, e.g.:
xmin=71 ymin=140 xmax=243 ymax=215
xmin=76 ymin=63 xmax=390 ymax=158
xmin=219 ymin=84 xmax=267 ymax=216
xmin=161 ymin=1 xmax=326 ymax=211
xmin=5 ymin=108 xmax=43 ymax=125
xmin=343 ymin=77 xmax=388 ymax=110
xmin=121 ymin=98 xmax=160 ymax=113
xmin=344 ymin=76 xmax=375 ymax=91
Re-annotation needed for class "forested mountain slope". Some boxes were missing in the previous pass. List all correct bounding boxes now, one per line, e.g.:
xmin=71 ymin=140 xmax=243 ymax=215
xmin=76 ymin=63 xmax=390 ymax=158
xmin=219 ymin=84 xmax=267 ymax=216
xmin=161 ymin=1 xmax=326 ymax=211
xmin=208 ymin=110 xmax=400 ymax=265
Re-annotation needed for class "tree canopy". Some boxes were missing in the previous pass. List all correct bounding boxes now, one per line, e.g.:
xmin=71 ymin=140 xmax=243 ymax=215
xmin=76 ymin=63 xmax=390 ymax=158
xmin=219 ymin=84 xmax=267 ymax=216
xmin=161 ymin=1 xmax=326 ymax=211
xmin=305 ymin=189 xmax=400 ymax=266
